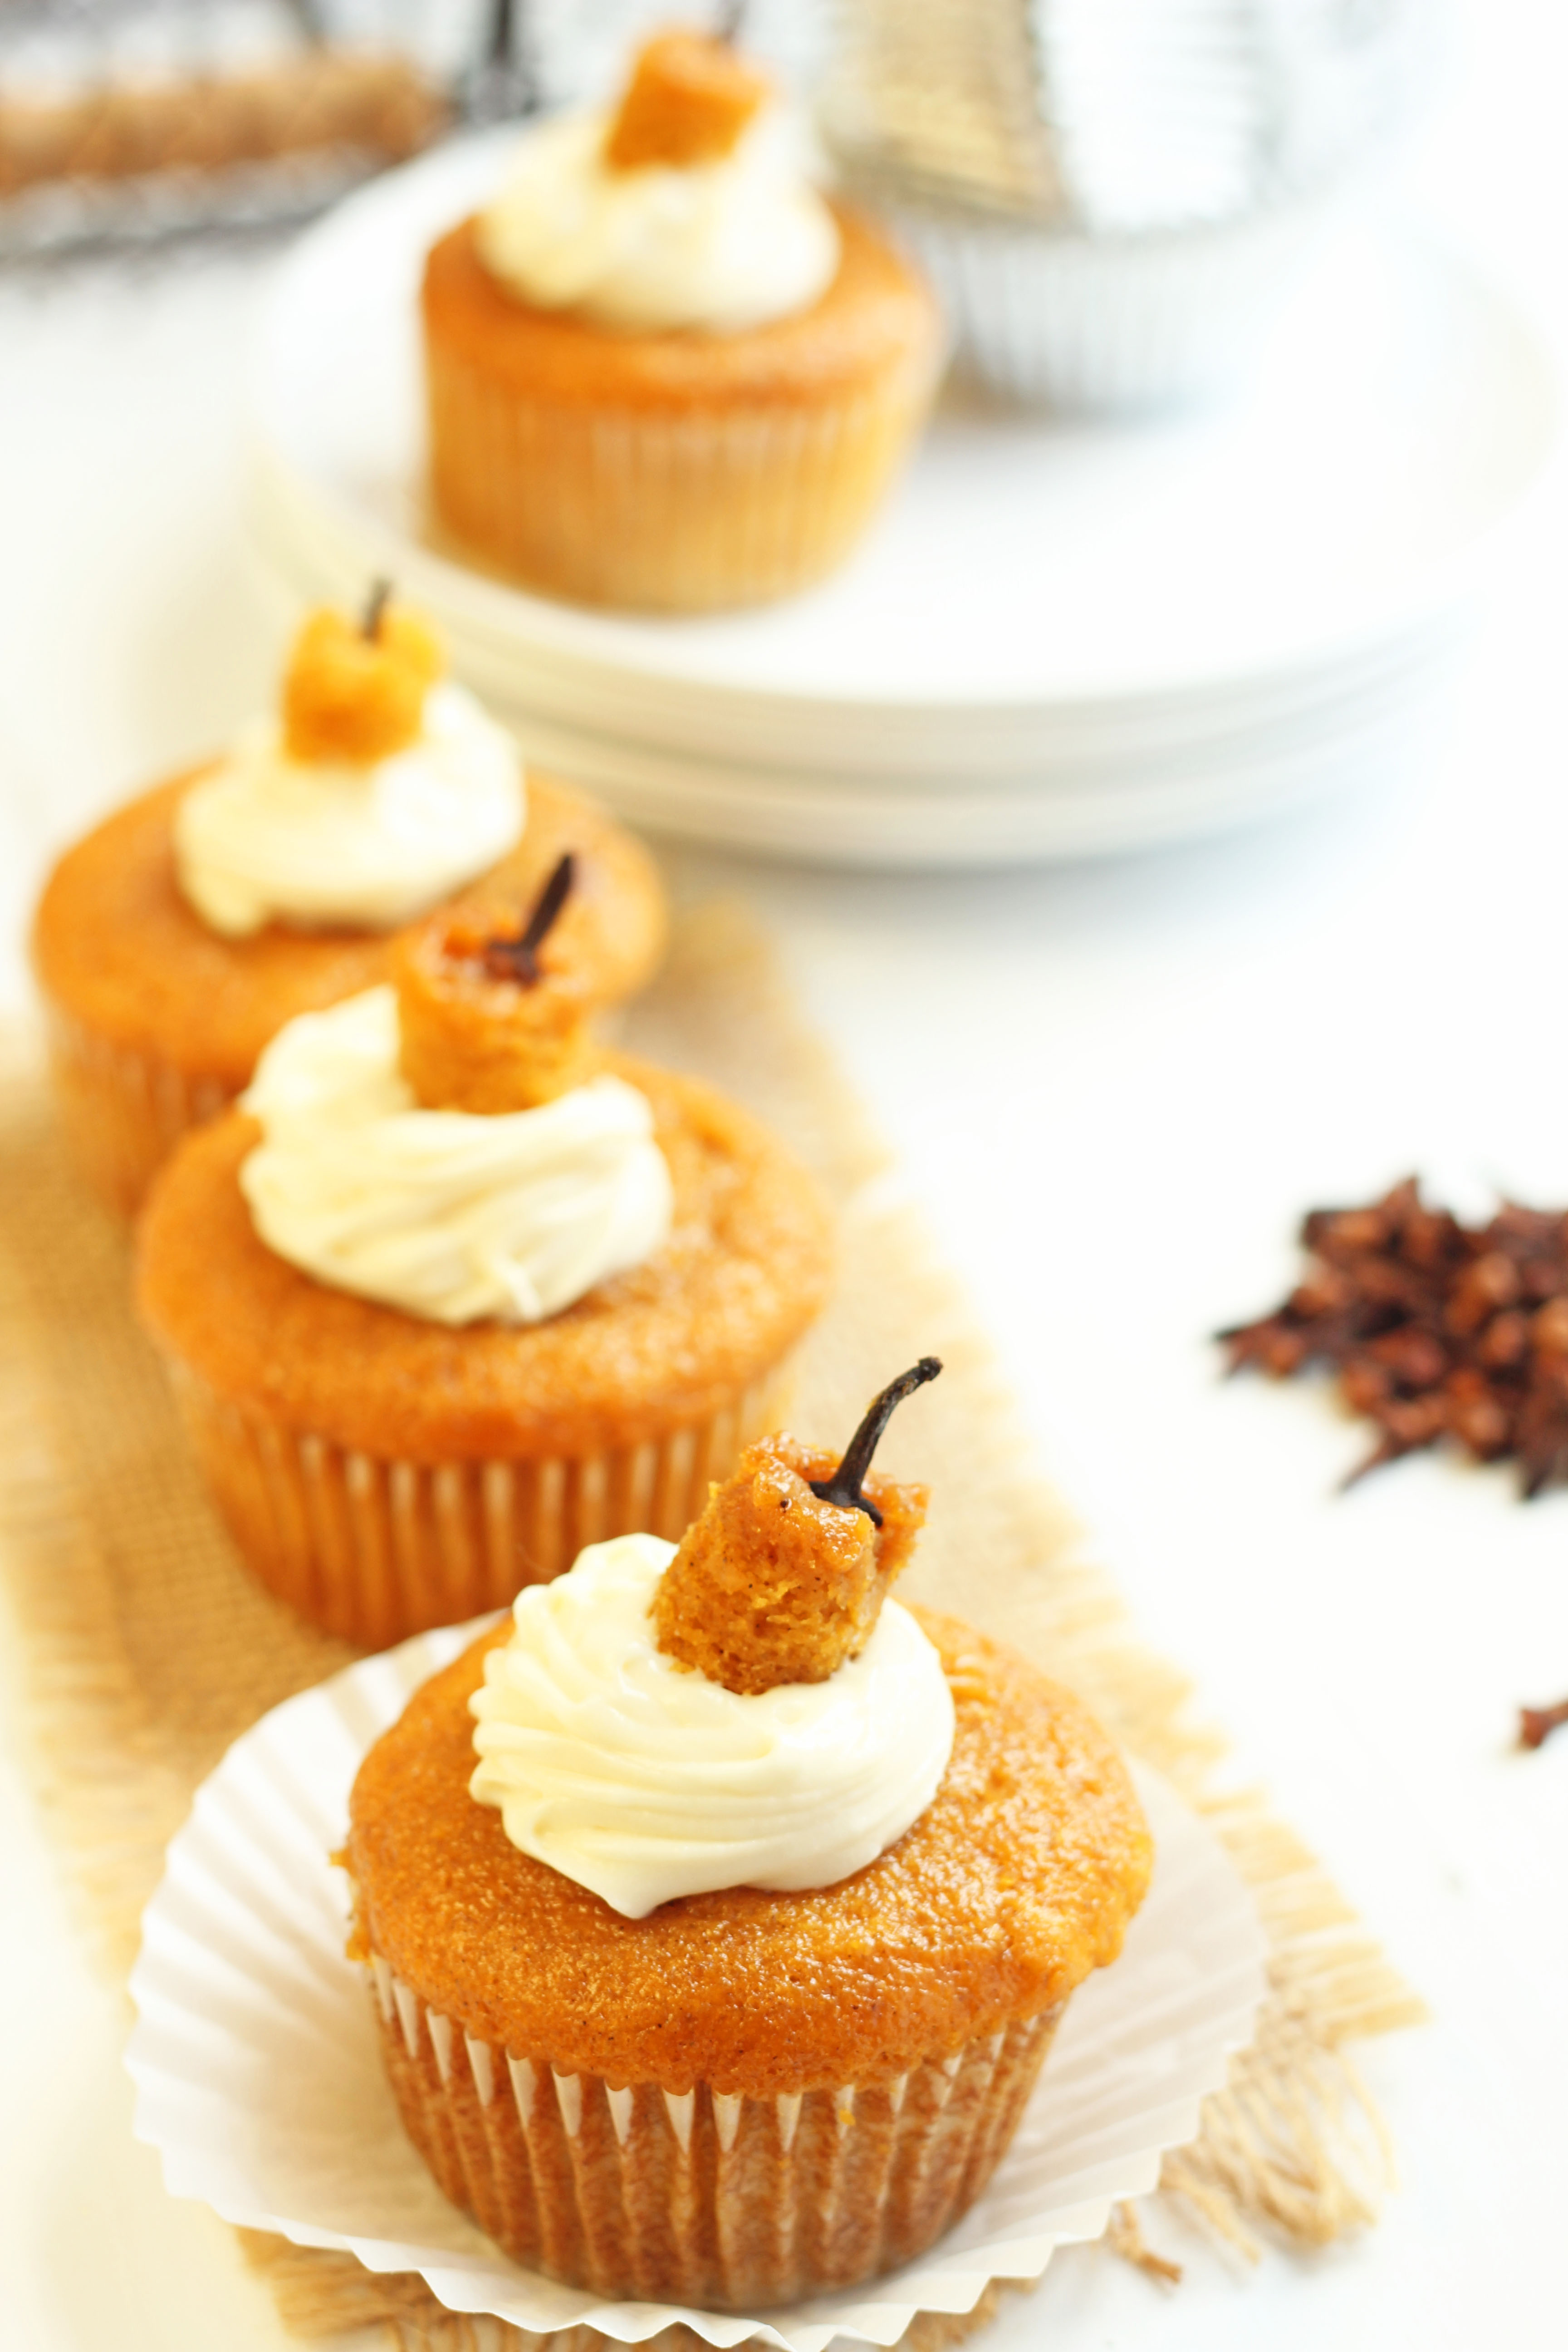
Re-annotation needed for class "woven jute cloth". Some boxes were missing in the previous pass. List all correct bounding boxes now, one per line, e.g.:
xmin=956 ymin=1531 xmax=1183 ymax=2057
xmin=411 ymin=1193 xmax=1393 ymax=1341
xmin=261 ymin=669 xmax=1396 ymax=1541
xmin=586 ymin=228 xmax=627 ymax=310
xmin=0 ymin=904 xmax=1424 ymax=2350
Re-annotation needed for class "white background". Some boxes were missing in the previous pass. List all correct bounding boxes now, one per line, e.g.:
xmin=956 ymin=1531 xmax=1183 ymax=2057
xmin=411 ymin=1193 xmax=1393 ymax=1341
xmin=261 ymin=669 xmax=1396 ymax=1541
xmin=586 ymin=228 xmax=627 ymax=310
xmin=2 ymin=3 xmax=1567 ymax=2345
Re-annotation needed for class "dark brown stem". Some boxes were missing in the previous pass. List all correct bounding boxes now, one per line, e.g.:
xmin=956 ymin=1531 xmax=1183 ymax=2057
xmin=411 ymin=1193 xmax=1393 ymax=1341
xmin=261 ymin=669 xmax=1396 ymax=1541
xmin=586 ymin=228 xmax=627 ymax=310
xmin=1519 ymin=1696 xmax=1568 ymax=1750
xmin=810 ymin=1358 xmax=942 ymax=1525
xmin=465 ymin=0 xmax=540 ymax=123
xmin=714 ymin=0 xmax=748 ymax=43
xmin=283 ymin=0 xmax=325 ymax=44
xmin=481 ymin=852 xmax=575 ymax=987
xmin=488 ymin=0 xmax=516 ymax=66
xmin=361 ymin=577 xmax=392 ymax=641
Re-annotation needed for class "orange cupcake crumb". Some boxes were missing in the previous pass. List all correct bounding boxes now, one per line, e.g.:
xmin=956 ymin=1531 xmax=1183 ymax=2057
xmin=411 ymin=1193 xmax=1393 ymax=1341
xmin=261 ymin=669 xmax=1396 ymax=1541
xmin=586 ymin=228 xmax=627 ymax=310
xmin=604 ymin=30 xmax=769 ymax=172
xmin=394 ymin=882 xmax=597 ymax=1115
xmin=282 ymin=600 xmax=445 ymax=767
xmin=654 ymin=1431 xmax=928 ymax=1695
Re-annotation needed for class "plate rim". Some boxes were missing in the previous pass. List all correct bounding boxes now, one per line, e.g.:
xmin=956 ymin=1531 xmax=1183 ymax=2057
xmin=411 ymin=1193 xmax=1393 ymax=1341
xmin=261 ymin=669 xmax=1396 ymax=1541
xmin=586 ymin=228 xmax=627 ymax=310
xmin=248 ymin=129 xmax=1559 ymax=722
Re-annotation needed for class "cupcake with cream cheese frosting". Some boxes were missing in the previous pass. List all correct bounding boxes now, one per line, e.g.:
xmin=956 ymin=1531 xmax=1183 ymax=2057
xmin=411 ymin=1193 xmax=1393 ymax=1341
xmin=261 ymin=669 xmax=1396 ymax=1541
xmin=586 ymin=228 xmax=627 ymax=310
xmin=31 ymin=593 xmax=666 ymax=1215
xmin=423 ymin=27 xmax=946 ymax=611
xmin=136 ymin=872 xmax=832 ymax=1649
xmin=343 ymin=1363 xmax=1153 ymax=2307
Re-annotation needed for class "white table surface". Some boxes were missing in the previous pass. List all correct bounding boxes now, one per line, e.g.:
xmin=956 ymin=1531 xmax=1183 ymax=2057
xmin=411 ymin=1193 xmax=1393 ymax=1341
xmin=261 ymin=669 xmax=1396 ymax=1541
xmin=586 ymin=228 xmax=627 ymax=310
xmin=3 ymin=5 xmax=1567 ymax=2347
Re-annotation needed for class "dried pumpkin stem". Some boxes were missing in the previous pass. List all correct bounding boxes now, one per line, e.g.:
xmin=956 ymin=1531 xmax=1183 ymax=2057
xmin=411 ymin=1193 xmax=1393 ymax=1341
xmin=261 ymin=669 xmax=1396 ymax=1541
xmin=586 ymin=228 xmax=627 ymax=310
xmin=482 ymin=852 xmax=575 ymax=988
xmin=361 ymin=576 xmax=393 ymax=641
xmin=810 ymin=1357 xmax=942 ymax=1526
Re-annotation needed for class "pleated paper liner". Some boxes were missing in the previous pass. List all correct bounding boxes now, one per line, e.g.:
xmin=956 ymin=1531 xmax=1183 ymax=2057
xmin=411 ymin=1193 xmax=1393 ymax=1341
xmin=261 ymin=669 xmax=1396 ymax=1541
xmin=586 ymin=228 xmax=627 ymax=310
xmin=856 ymin=195 xmax=1335 ymax=415
xmin=40 ymin=997 xmax=235 ymax=1219
xmin=126 ymin=1621 xmax=1264 ymax=2347
xmin=0 ymin=904 xmax=1427 ymax=2352
xmin=426 ymin=350 xmax=939 ymax=615
xmin=363 ymin=2008 xmax=1058 ymax=2312
xmin=164 ymin=1356 xmax=792 ymax=1648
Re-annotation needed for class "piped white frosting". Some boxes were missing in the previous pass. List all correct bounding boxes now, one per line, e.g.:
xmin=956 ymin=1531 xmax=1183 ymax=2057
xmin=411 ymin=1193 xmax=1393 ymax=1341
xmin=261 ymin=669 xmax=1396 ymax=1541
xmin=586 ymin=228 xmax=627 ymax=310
xmin=476 ymin=104 xmax=840 ymax=335
xmin=173 ymin=683 xmax=524 ymax=938
xmin=238 ymin=988 xmax=671 ymax=1327
xmin=469 ymin=1533 xmax=957 ymax=1918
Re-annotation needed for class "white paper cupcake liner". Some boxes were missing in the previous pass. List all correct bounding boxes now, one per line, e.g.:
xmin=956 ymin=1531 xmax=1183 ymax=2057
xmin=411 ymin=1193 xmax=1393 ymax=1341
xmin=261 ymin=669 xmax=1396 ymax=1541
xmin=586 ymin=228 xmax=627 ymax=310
xmin=167 ymin=1358 xmax=789 ymax=1648
xmin=426 ymin=343 xmax=940 ymax=614
xmin=40 ymin=997 xmax=235 ymax=1216
xmin=876 ymin=190 xmax=1341 ymax=415
xmin=127 ymin=1620 xmax=1268 ymax=2350
xmin=363 ymin=1943 xmax=1062 ymax=2309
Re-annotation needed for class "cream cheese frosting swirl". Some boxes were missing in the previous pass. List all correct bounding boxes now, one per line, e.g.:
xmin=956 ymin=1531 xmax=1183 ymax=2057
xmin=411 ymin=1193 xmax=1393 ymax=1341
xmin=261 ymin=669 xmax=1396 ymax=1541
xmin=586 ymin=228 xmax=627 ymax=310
xmin=469 ymin=1532 xmax=957 ymax=1918
xmin=238 ymin=988 xmax=671 ymax=1326
xmin=476 ymin=105 xmax=840 ymax=335
xmin=173 ymin=682 xmax=525 ymax=938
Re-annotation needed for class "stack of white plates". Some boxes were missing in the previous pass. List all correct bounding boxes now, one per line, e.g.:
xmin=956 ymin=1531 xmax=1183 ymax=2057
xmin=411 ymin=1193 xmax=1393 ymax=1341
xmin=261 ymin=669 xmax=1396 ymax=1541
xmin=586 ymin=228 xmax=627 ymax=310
xmin=247 ymin=132 xmax=1556 ymax=867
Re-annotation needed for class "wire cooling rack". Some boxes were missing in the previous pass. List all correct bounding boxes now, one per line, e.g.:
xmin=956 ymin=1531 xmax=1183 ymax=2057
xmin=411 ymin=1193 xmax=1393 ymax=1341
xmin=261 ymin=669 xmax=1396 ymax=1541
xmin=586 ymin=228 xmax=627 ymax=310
xmin=0 ymin=0 xmax=826 ymax=257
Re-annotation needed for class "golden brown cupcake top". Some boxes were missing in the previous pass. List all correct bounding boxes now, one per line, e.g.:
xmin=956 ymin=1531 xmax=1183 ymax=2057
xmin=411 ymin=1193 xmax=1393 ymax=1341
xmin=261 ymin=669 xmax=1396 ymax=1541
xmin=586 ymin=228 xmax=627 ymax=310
xmin=604 ymin=30 xmax=770 ymax=172
xmin=137 ymin=1056 xmax=833 ymax=1463
xmin=427 ymin=204 xmax=938 ymax=412
xmin=31 ymin=769 xmax=666 ymax=1091
xmin=282 ymin=587 xmax=445 ymax=767
xmin=393 ymin=853 xmax=598 ymax=1114
xmin=653 ymin=1360 xmax=938 ymax=1694
xmin=346 ymin=1606 xmax=1154 ymax=2097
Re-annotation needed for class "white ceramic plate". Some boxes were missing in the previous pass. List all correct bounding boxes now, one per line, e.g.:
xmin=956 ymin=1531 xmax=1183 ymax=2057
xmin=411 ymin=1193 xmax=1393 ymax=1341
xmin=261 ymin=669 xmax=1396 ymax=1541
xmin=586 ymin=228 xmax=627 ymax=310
xmin=481 ymin=671 xmax=1451 ymax=865
xmin=127 ymin=1621 xmax=1268 ymax=2352
xmin=245 ymin=128 xmax=1554 ymax=859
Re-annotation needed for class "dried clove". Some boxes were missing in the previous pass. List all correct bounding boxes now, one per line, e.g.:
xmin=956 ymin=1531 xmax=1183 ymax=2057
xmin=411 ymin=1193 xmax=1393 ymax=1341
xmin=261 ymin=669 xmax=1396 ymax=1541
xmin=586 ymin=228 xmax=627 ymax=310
xmin=360 ymin=575 xmax=392 ymax=641
xmin=481 ymin=852 xmax=575 ymax=988
xmin=1220 ymin=1177 xmax=1568 ymax=1494
xmin=809 ymin=1357 xmax=942 ymax=1526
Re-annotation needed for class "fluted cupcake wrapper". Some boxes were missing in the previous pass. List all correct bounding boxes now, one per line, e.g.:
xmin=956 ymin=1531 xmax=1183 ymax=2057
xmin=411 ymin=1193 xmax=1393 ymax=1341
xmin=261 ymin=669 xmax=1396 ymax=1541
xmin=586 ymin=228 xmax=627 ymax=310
xmin=426 ymin=345 xmax=940 ymax=614
xmin=42 ymin=997 xmax=235 ymax=1217
xmin=877 ymin=192 xmax=1338 ymax=415
xmin=127 ymin=1621 xmax=1269 ymax=2348
xmin=166 ymin=1356 xmax=792 ymax=1649
xmin=39 ymin=993 xmax=635 ymax=1222
xmin=364 ymin=1936 xmax=1062 ymax=2313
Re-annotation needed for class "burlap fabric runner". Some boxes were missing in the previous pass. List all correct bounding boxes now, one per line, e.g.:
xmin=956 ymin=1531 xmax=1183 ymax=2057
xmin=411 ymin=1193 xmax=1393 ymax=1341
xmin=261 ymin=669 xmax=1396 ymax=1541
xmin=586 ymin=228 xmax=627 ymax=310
xmin=0 ymin=905 xmax=1424 ymax=2350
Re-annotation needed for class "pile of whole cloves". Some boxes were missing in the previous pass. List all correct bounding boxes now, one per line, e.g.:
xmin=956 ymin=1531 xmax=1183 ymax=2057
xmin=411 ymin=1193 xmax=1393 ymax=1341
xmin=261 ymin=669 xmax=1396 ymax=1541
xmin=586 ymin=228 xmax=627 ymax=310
xmin=1220 ymin=1176 xmax=1568 ymax=1493
xmin=1220 ymin=1176 xmax=1568 ymax=1749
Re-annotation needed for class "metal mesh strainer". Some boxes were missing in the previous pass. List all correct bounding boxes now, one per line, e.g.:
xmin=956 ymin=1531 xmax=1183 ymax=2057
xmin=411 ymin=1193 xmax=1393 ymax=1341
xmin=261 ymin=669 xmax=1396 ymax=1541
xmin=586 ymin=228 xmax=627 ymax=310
xmin=822 ymin=0 xmax=1431 ymax=230
xmin=819 ymin=0 xmax=1436 ymax=409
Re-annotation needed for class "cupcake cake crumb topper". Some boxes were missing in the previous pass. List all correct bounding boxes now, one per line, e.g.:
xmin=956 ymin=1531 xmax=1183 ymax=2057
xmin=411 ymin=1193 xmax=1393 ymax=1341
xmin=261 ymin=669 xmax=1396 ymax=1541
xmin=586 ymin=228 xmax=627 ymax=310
xmin=653 ymin=1355 xmax=941 ymax=1694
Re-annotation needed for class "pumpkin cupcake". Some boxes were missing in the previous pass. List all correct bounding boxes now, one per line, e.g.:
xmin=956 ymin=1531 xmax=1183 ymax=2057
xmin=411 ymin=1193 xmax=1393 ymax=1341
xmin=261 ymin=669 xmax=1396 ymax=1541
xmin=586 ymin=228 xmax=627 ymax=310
xmin=136 ymin=869 xmax=833 ymax=1649
xmin=31 ymin=589 xmax=666 ymax=1215
xmin=343 ymin=1363 xmax=1153 ymax=2308
xmin=423 ymin=28 xmax=946 ymax=612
